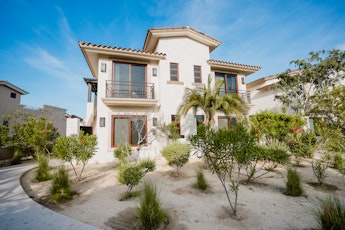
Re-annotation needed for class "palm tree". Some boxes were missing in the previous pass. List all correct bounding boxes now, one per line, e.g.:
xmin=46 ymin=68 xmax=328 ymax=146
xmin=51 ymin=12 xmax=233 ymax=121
xmin=177 ymin=76 xmax=247 ymax=128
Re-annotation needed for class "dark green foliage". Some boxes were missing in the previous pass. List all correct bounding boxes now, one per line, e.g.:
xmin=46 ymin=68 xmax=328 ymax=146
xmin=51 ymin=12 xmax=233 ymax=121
xmin=161 ymin=142 xmax=190 ymax=176
xmin=139 ymin=160 xmax=156 ymax=172
xmin=195 ymin=169 xmax=208 ymax=190
xmin=250 ymin=110 xmax=305 ymax=143
xmin=314 ymin=196 xmax=345 ymax=230
xmin=286 ymin=168 xmax=303 ymax=196
xmin=50 ymin=167 xmax=71 ymax=202
xmin=137 ymin=181 xmax=167 ymax=230
xmin=35 ymin=154 xmax=51 ymax=181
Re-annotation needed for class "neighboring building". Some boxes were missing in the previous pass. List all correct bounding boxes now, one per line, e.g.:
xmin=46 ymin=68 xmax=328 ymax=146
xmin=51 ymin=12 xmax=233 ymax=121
xmin=0 ymin=80 xmax=28 ymax=125
xmin=247 ymin=69 xmax=300 ymax=115
xmin=79 ymin=26 xmax=261 ymax=162
xmin=0 ymin=80 xmax=68 ymax=136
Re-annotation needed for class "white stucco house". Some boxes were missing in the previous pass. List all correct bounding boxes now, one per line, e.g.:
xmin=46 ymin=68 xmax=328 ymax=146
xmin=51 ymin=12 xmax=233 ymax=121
xmin=79 ymin=26 xmax=261 ymax=163
xmin=246 ymin=69 xmax=301 ymax=115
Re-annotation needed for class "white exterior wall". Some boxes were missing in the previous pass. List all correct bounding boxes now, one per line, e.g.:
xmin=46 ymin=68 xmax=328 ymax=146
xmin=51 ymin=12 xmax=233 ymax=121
xmin=0 ymin=85 xmax=22 ymax=123
xmin=155 ymin=37 xmax=211 ymax=137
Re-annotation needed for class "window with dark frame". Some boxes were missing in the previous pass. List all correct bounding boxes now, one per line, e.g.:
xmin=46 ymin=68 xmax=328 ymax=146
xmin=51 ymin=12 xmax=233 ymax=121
xmin=170 ymin=63 xmax=179 ymax=81
xmin=194 ymin=65 xmax=202 ymax=83
xmin=195 ymin=115 xmax=204 ymax=127
xmin=215 ymin=72 xmax=237 ymax=96
xmin=112 ymin=115 xmax=146 ymax=147
xmin=10 ymin=92 xmax=16 ymax=98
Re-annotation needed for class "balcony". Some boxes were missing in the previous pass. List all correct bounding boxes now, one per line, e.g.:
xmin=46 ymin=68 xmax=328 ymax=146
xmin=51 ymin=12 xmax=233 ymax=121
xmin=220 ymin=90 xmax=251 ymax=104
xmin=102 ymin=80 xmax=158 ymax=107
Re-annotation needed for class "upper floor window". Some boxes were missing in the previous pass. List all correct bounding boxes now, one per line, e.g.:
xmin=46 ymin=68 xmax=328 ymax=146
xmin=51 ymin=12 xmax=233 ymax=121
xmin=170 ymin=63 xmax=179 ymax=81
xmin=10 ymin=92 xmax=16 ymax=98
xmin=113 ymin=62 xmax=146 ymax=98
xmin=194 ymin=65 xmax=202 ymax=83
xmin=112 ymin=115 xmax=146 ymax=147
xmin=196 ymin=115 xmax=204 ymax=127
xmin=215 ymin=72 xmax=237 ymax=96
xmin=218 ymin=116 xmax=237 ymax=130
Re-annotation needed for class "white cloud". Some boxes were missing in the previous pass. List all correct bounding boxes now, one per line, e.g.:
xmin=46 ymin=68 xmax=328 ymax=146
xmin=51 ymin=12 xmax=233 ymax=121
xmin=336 ymin=42 xmax=345 ymax=51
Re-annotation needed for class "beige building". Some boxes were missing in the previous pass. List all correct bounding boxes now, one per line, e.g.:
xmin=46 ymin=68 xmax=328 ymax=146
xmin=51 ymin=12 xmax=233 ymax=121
xmin=79 ymin=26 xmax=261 ymax=162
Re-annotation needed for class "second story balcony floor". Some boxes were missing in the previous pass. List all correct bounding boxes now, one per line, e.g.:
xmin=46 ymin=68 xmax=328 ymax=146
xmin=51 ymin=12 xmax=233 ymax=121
xmin=102 ymin=80 xmax=158 ymax=107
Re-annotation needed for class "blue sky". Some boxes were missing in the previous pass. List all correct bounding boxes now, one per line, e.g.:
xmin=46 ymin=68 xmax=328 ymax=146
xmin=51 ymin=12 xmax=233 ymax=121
xmin=1 ymin=0 xmax=345 ymax=118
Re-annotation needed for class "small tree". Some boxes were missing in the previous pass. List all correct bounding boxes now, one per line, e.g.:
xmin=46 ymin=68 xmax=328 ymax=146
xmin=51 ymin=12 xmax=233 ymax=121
xmin=52 ymin=131 xmax=97 ymax=181
xmin=190 ymin=123 xmax=257 ymax=216
xmin=161 ymin=142 xmax=190 ymax=176
xmin=50 ymin=166 xmax=71 ymax=202
xmin=312 ymin=160 xmax=329 ymax=185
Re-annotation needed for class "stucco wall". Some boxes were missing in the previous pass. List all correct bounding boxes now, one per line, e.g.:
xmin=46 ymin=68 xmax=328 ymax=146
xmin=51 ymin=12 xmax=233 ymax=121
xmin=0 ymin=85 xmax=22 ymax=124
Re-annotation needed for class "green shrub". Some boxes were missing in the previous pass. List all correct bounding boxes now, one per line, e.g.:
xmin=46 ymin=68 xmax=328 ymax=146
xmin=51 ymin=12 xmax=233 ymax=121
xmin=195 ymin=169 xmax=208 ymax=190
xmin=314 ymin=196 xmax=345 ymax=230
xmin=114 ymin=143 xmax=132 ymax=163
xmin=312 ymin=160 xmax=328 ymax=185
xmin=118 ymin=160 xmax=156 ymax=196
xmin=161 ymin=142 xmax=190 ymax=176
xmin=286 ymin=168 xmax=303 ymax=196
xmin=137 ymin=181 xmax=167 ymax=230
xmin=35 ymin=154 xmax=51 ymax=181
xmin=333 ymin=153 xmax=344 ymax=170
xmin=50 ymin=167 xmax=71 ymax=202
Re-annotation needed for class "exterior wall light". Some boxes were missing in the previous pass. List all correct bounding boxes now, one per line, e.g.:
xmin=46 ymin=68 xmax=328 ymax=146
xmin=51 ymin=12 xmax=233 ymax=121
xmin=100 ymin=117 xmax=105 ymax=127
xmin=101 ymin=63 xmax=107 ymax=73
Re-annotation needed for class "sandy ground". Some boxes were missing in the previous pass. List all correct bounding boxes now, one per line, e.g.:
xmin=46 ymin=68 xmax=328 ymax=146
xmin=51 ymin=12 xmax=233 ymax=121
xmin=21 ymin=156 xmax=345 ymax=230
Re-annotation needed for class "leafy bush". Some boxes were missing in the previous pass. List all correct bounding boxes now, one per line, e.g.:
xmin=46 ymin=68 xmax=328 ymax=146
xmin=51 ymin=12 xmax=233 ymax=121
xmin=286 ymin=168 xmax=303 ymax=196
xmin=333 ymin=153 xmax=344 ymax=170
xmin=114 ymin=143 xmax=132 ymax=163
xmin=195 ymin=169 xmax=208 ymax=190
xmin=137 ymin=181 xmax=167 ymax=230
xmin=52 ymin=131 xmax=97 ymax=181
xmin=35 ymin=154 xmax=51 ymax=181
xmin=314 ymin=196 xmax=345 ymax=230
xmin=250 ymin=110 xmax=305 ymax=143
xmin=312 ymin=160 xmax=328 ymax=185
xmin=118 ymin=159 xmax=156 ymax=199
xmin=50 ymin=167 xmax=71 ymax=202
xmin=161 ymin=142 xmax=190 ymax=176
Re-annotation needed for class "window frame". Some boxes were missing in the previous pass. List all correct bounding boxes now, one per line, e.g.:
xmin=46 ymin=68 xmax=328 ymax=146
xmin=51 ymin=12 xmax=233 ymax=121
xmin=218 ymin=116 xmax=237 ymax=129
xmin=215 ymin=72 xmax=238 ymax=95
xmin=194 ymin=65 xmax=202 ymax=83
xmin=111 ymin=115 xmax=147 ymax=147
xmin=171 ymin=114 xmax=181 ymax=136
xmin=170 ymin=62 xmax=179 ymax=81
xmin=10 ymin=92 xmax=16 ymax=98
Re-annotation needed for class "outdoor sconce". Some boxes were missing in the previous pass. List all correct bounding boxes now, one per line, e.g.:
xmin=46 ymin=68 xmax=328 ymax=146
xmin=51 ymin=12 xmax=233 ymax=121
xmin=241 ymin=77 xmax=245 ymax=84
xmin=100 ymin=117 xmax=105 ymax=127
xmin=152 ymin=117 xmax=157 ymax=126
xmin=152 ymin=67 xmax=157 ymax=77
xmin=101 ymin=63 xmax=107 ymax=73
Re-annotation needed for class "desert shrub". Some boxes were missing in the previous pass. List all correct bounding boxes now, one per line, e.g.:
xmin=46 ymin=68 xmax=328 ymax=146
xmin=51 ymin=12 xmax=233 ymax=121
xmin=137 ymin=181 xmax=167 ymax=230
xmin=195 ymin=169 xmax=208 ymax=190
xmin=314 ymin=195 xmax=345 ymax=230
xmin=35 ymin=154 xmax=51 ymax=181
xmin=286 ymin=168 xmax=303 ymax=196
xmin=161 ymin=142 xmax=190 ymax=176
xmin=118 ymin=159 xmax=156 ymax=200
xmin=333 ymin=153 xmax=344 ymax=170
xmin=114 ymin=143 xmax=132 ymax=163
xmin=50 ymin=167 xmax=71 ymax=202
xmin=312 ymin=160 xmax=329 ymax=185
xmin=52 ymin=131 xmax=97 ymax=181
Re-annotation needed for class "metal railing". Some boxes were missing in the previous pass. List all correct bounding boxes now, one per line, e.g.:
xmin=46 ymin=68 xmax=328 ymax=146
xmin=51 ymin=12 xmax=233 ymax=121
xmin=106 ymin=80 xmax=155 ymax=99
xmin=220 ymin=90 xmax=251 ymax=104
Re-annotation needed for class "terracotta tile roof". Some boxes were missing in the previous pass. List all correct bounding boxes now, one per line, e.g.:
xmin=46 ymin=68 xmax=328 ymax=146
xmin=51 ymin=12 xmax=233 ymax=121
xmin=208 ymin=59 xmax=261 ymax=70
xmin=78 ymin=41 xmax=166 ymax=56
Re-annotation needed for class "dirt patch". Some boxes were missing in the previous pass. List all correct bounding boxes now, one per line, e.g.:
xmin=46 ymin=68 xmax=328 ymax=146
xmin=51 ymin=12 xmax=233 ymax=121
xmin=21 ymin=157 xmax=345 ymax=230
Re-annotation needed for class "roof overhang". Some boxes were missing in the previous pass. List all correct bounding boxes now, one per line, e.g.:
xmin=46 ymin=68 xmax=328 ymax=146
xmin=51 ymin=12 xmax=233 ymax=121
xmin=143 ymin=27 xmax=222 ymax=53
xmin=79 ymin=42 xmax=166 ymax=77
xmin=207 ymin=60 xmax=261 ymax=76
xmin=0 ymin=81 xmax=28 ymax=95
